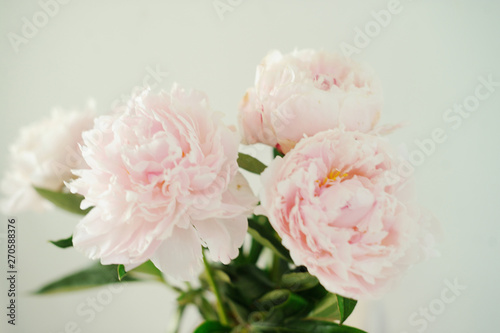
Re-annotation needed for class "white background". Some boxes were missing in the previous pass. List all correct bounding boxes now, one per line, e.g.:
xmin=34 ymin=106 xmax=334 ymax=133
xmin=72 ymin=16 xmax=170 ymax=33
xmin=1 ymin=1 xmax=500 ymax=332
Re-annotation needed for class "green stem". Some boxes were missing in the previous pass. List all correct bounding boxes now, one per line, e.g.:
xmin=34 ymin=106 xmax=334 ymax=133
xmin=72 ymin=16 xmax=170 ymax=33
xmin=270 ymin=254 xmax=288 ymax=283
xmin=167 ymin=305 xmax=185 ymax=333
xmin=203 ymin=252 xmax=229 ymax=326
xmin=247 ymin=239 xmax=264 ymax=264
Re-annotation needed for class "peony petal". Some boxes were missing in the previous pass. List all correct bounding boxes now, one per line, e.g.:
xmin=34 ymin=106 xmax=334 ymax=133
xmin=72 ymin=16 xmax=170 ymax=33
xmin=151 ymin=226 xmax=203 ymax=280
xmin=193 ymin=216 xmax=248 ymax=265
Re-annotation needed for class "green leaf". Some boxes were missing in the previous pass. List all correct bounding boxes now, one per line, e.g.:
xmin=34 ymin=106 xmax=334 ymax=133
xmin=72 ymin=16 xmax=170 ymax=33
xmin=219 ymin=264 xmax=275 ymax=306
xmin=194 ymin=321 xmax=231 ymax=333
xmin=227 ymin=298 xmax=249 ymax=325
xmin=49 ymin=235 xmax=73 ymax=249
xmin=336 ymin=295 xmax=357 ymax=325
xmin=34 ymin=187 xmax=92 ymax=215
xmin=116 ymin=261 xmax=165 ymax=284
xmin=308 ymin=294 xmax=340 ymax=322
xmin=256 ymin=289 xmax=290 ymax=312
xmin=283 ymin=320 xmax=367 ymax=333
xmin=270 ymin=256 xmax=289 ymax=284
xmin=198 ymin=297 xmax=220 ymax=322
xmin=117 ymin=264 xmax=127 ymax=281
xmin=237 ymin=153 xmax=267 ymax=175
xmin=130 ymin=260 xmax=163 ymax=279
xmin=255 ymin=289 xmax=311 ymax=324
xmin=273 ymin=148 xmax=284 ymax=158
xmin=35 ymin=263 xmax=137 ymax=294
xmin=281 ymin=272 xmax=319 ymax=292
xmin=247 ymin=238 xmax=264 ymax=264
xmin=287 ymin=269 xmax=328 ymax=302
xmin=248 ymin=215 xmax=292 ymax=263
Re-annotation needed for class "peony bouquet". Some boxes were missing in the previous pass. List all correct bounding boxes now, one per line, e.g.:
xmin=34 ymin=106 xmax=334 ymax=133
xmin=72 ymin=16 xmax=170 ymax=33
xmin=2 ymin=49 xmax=437 ymax=332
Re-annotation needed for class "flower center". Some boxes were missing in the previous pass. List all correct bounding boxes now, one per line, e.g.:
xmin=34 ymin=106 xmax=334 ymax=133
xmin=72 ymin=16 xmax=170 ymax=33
xmin=317 ymin=169 xmax=348 ymax=187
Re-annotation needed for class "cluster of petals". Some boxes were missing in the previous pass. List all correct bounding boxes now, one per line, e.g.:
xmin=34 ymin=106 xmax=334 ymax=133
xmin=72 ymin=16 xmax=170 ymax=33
xmin=69 ymin=87 xmax=257 ymax=279
xmin=239 ymin=49 xmax=383 ymax=153
xmin=1 ymin=47 xmax=436 ymax=296
xmin=259 ymin=129 xmax=437 ymax=299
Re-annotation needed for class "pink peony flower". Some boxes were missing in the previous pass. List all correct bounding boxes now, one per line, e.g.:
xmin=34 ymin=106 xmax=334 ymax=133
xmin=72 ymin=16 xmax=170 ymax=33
xmin=68 ymin=87 xmax=257 ymax=280
xmin=259 ymin=129 xmax=436 ymax=299
xmin=239 ymin=49 xmax=383 ymax=153
xmin=1 ymin=107 xmax=95 ymax=214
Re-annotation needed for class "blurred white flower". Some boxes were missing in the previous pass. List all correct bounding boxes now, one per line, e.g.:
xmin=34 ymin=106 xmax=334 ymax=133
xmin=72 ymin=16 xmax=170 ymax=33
xmin=1 ymin=106 xmax=95 ymax=214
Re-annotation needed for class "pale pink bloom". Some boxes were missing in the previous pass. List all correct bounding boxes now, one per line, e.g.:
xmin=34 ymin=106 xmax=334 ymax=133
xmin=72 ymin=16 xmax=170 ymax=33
xmin=69 ymin=87 xmax=257 ymax=280
xmin=239 ymin=49 xmax=383 ymax=153
xmin=0 ymin=107 xmax=95 ymax=214
xmin=259 ymin=129 xmax=436 ymax=299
